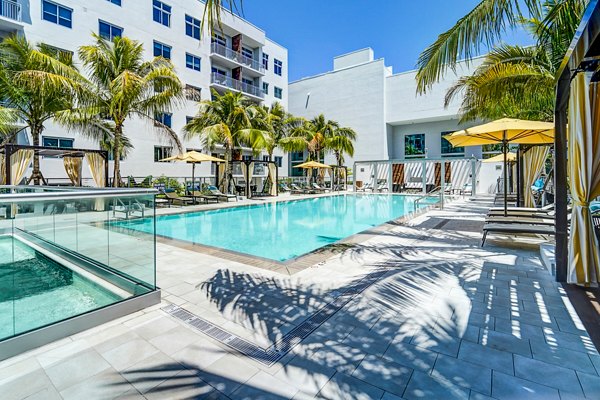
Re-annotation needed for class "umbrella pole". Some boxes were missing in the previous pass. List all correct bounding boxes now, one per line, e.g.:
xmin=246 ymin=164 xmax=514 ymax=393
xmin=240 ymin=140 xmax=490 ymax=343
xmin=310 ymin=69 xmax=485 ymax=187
xmin=503 ymin=132 xmax=508 ymax=217
xmin=191 ymin=163 xmax=195 ymax=195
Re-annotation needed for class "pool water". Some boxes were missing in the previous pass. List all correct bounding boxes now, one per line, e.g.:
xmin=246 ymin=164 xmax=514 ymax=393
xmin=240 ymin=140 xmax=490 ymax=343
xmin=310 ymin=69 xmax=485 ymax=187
xmin=0 ymin=237 xmax=124 ymax=340
xmin=119 ymin=194 xmax=438 ymax=262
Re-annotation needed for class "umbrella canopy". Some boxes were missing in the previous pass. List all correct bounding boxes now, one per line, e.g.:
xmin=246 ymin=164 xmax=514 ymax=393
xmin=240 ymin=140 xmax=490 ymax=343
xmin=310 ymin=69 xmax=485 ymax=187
xmin=444 ymin=118 xmax=554 ymax=147
xmin=294 ymin=160 xmax=332 ymax=169
xmin=160 ymin=151 xmax=225 ymax=193
xmin=446 ymin=118 xmax=554 ymax=216
xmin=482 ymin=152 xmax=517 ymax=163
xmin=160 ymin=150 xmax=225 ymax=163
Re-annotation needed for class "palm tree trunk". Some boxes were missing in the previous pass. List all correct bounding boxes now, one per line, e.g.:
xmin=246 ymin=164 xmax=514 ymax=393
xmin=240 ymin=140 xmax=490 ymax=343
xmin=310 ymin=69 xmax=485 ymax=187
xmin=112 ymin=124 xmax=122 ymax=187
xmin=29 ymin=124 xmax=43 ymax=185
xmin=222 ymin=146 xmax=232 ymax=193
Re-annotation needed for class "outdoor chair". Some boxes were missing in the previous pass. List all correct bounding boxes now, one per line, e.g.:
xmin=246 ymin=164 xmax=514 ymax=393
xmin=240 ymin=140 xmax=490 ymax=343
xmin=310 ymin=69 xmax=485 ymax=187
xmin=481 ymin=222 xmax=555 ymax=246
xmin=485 ymin=215 xmax=555 ymax=226
xmin=207 ymin=185 xmax=237 ymax=202
xmin=191 ymin=191 xmax=219 ymax=204
xmin=290 ymin=184 xmax=307 ymax=194
xmin=163 ymin=191 xmax=195 ymax=206
xmin=312 ymin=183 xmax=328 ymax=193
xmin=279 ymin=183 xmax=291 ymax=192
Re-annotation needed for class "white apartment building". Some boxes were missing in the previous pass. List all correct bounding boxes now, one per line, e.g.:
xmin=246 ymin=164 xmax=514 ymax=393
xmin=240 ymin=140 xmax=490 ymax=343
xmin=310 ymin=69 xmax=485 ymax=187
xmin=288 ymin=48 xmax=486 ymax=177
xmin=0 ymin=0 xmax=289 ymax=182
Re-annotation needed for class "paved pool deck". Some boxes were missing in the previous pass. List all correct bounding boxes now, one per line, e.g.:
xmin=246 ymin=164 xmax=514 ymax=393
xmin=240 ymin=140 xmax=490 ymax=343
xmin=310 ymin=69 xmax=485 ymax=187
xmin=1 ymin=196 xmax=600 ymax=399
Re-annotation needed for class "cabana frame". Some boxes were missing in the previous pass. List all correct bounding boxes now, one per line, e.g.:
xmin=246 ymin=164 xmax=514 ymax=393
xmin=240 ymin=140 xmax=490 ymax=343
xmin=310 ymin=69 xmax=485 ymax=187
xmin=2 ymin=144 xmax=109 ymax=186
xmin=554 ymin=0 xmax=600 ymax=282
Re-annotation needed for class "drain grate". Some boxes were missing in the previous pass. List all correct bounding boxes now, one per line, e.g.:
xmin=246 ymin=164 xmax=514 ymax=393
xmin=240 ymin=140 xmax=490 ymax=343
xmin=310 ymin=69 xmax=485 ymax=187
xmin=162 ymin=269 xmax=387 ymax=366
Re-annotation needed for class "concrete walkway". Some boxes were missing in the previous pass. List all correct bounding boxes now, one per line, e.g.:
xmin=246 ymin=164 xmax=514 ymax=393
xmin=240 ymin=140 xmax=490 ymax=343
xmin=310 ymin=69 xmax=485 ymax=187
xmin=1 ymin=197 xmax=599 ymax=399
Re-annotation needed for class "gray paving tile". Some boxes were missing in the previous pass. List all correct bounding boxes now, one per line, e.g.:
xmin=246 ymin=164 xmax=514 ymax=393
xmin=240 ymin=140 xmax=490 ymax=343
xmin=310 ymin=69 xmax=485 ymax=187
xmin=554 ymin=316 xmax=588 ymax=335
xmin=494 ymin=317 xmax=545 ymax=341
xmin=171 ymin=338 xmax=228 ymax=370
xmin=100 ymin=338 xmax=160 ymax=371
xmin=121 ymin=352 xmax=185 ymax=394
xmin=197 ymin=353 xmax=260 ymax=396
xmin=233 ymin=371 xmax=299 ymax=399
xmin=132 ymin=316 xmax=180 ymax=340
xmin=469 ymin=391 xmax=496 ymax=400
xmin=59 ymin=368 xmax=135 ymax=400
xmin=577 ymin=371 xmax=600 ymax=399
xmin=383 ymin=341 xmax=438 ymax=373
xmin=148 ymin=326 xmax=202 ymax=355
xmin=317 ymin=372 xmax=384 ymax=400
xmin=530 ymin=340 xmax=597 ymax=375
xmin=351 ymin=354 xmax=413 ymax=398
xmin=479 ymin=329 xmax=531 ymax=357
xmin=45 ymin=349 xmax=111 ymax=391
xmin=543 ymin=328 xmax=598 ymax=355
xmin=403 ymin=370 xmax=469 ymax=400
xmin=513 ymin=354 xmax=583 ymax=395
xmin=492 ymin=371 xmax=560 ymax=400
xmin=433 ymin=354 xmax=492 ymax=395
xmin=341 ymin=326 xmax=394 ymax=356
xmin=275 ymin=355 xmax=336 ymax=396
xmin=458 ymin=341 xmax=514 ymax=375
xmin=144 ymin=370 xmax=217 ymax=400
xmin=590 ymin=354 xmax=600 ymax=375
xmin=410 ymin=330 xmax=462 ymax=357
xmin=306 ymin=341 xmax=367 ymax=375
xmin=2 ymin=369 xmax=56 ymax=400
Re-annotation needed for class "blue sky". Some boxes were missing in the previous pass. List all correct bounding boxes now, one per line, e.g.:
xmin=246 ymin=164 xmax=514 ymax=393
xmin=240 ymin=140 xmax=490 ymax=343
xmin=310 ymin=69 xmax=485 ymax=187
xmin=241 ymin=0 xmax=534 ymax=82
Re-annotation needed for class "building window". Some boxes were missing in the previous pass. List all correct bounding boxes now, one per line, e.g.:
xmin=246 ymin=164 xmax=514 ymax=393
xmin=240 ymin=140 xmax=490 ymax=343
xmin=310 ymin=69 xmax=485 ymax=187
xmin=185 ymin=84 xmax=201 ymax=101
xmin=154 ymin=112 xmax=172 ymax=128
xmin=212 ymin=33 xmax=226 ymax=47
xmin=154 ymin=146 xmax=172 ymax=162
xmin=441 ymin=131 xmax=464 ymax=157
xmin=41 ymin=44 xmax=73 ymax=59
xmin=99 ymin=20 xmax=123 ymax=41
xmin=211 ymin=66 xmax=227 ymax=77
xmin=107 ymin=0 xmax=121 ymax=6
xmin=274 ymin=86 xmax=283 ymax=99
xmin=242 ymin=46 xmax=253 ymax=59
xmin=274 ymin=156 xmax=282 ymax=168
xmin=274 ymin=59 xmax=283 ymax=76
xmin=152 ymin=0 xmax=171 ymax=27
xmin=42 ymin=1 xmax=72 ymax=28
xmin=262 ymin=82 xmax=269 ymax=95
xmin=185 ymin=116 xmax=194 ymax=124
xmin=43 ymin=136 xmax=74 ymax=148
xmin=405 ymin=133 xmax=425 ymax=158
xmin=186 ymin=53 xmax=201 ymax=71
xmin=482 ymin=144 xmax=503 ymax=159
xmin=242 ymin=77 xmax=254 ymax=86
xmin=185 ymin=14 xmax=200 ymax=39
xmin=153 ymin=41 xmax=171 ymax=59
xmin=262 ymin=53 xmax=269 ymax=70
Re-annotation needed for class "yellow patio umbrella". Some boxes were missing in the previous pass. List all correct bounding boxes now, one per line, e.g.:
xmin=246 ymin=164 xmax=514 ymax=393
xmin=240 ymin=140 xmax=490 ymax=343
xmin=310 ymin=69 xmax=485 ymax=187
xmin=482 ymin=152 xmax=517 ymax=163
xmin=445 ymin=118 xmax=554 ymax=215
xmin=294 ymin=160 xmax=331 ymax=184
xmin=161 ymin=151 xmax=225 ymax=191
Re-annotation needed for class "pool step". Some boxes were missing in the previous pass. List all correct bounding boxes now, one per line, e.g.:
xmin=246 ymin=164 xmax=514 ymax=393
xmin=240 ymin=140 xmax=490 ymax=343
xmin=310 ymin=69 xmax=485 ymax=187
xmin=162 ymin=268 xmax=387 ymax=366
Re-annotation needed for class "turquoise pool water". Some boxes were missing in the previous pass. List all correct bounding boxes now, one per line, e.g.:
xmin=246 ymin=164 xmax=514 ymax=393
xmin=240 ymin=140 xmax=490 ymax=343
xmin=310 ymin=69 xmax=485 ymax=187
xmin=0 ymin=236 xmax=124 ymax=340
xmin=119 ymin=194 xmax=438 ymax=262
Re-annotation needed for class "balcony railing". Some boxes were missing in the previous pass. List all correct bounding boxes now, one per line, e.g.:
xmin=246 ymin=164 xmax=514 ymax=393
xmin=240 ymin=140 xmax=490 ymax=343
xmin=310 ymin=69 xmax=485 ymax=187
xmin=210 ymin=42 xmax=265 ymax=73
xmin=211 ymin=73 xmax=264 ymax=99
xmin=0 ymin=0 xmax=21 ymax=22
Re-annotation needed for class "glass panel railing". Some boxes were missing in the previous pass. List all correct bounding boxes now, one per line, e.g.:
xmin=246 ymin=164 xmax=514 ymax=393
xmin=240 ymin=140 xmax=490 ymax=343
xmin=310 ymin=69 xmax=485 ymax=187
xmin=210 ymin=72 xmax=264 ymax=99
xmin=0 ymin=186 xmax=157 ymax=341
xmin=210 ymin=42 xmax=265 ymax=73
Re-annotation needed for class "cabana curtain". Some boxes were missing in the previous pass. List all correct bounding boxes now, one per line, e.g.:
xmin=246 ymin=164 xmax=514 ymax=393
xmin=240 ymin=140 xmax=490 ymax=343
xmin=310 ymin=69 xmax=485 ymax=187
xmin=217 ymin=163 xmax=225 ymax=191
xmin=268 ymin=162 xmax=277 ymax=196
xmin=85 ymin=153 xmax=105 ymax=187
xmin=10 ymin=149 xmax=33 ymax=185
xmin=64 ymin=156 xmax=82 ymax=186
xmin=567 ymin=73 xmax=600 ymax=285
xmin=522 ymin=146 xmax=550 ymax=208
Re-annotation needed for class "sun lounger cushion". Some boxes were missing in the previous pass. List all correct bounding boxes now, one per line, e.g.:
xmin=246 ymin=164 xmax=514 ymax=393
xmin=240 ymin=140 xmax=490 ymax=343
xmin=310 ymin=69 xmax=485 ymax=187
xmin=482 ymin=223 xmax=555 ymax=246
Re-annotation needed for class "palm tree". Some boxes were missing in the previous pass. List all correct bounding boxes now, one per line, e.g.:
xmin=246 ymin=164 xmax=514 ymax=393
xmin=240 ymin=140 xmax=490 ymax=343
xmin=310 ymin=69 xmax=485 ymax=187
xmin=61 ymin=34 xmax=184 ymax=186
xmin=253 ymin=102 xmax=305 ymax=160
xmin=326 ymin=126 xmax=356 ymax=166
xmin=442 ymin=0 xmax=586 ymax=122
xmin=0 ymin=36 xmax=84 ymax=184
xmin=280 ymin=114 xmax=339 ymax=162
xmin=184 ymin=90 xmax=270 ymax=193
xmin=415 ymin=0 xmax=585 ymax=94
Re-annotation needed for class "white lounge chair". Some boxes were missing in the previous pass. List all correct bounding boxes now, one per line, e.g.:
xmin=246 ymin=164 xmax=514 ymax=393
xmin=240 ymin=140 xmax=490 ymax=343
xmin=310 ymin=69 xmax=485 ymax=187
xmin=481 ymin=223 xmax=555 ymax=246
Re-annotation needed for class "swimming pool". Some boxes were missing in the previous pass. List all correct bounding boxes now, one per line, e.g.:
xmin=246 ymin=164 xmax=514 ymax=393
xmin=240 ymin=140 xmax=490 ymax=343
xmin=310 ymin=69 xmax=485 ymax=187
xmin=119 ymin=194 xmax=438 ymax=262
xmin=0 ymin=236 xmax=125 ymax=340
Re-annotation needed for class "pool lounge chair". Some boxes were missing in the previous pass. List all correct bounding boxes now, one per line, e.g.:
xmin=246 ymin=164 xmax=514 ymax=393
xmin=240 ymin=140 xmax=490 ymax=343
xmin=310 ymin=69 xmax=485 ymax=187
xmin=488 ymin=204 xmax=554 ymax=213
xmin=357 ymin=182 xmax=373 ymax=192
xmin=481 ymin=222 xmax=555 ymax=246
xmin=312 ymin=183 xmax=328 ymax=193
xmin=290 ymin=184 xmax=307 ymax=194
xmin=207 ymin=185 xmax=237 ymax=202
xmin=191 ymin=191 xmax=219 ymax=204
xmin=485 ymin=216 xmax=555 ymax=226
xmin=163 ymin=191 xmax=195 ymax=206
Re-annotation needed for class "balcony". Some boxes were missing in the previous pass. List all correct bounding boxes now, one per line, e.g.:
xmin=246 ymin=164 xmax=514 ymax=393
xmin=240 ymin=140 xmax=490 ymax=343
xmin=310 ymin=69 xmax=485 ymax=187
xmin=210 ymin=72 xmax=264 ymax=100
xmin=0 ymin=0 xmax=21 ymax=22
xmin=210 ymin=42 xmax=265 ymax=76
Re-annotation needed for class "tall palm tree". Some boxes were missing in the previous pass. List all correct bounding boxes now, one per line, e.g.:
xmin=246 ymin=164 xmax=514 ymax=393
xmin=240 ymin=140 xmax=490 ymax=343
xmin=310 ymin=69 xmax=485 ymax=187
xmin=442 ymin=0 xmax=586 ymax=122
xmin=253 ymin=102 xmax=304 ymax=160
xmin=184 ymin=90 xmax=270 ymax=193
xmin=326 ymin=126 xmax=357 ymax=166
xmin=280 ymin=114 xmax=339 ymax=162
xmin=414 ymin=0 xmax=590 ymax=94
xmin=0 ymin=36 xmax=84 ymax=184
xmin=60 ymin=34 xmax=184 ymax=186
